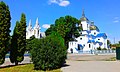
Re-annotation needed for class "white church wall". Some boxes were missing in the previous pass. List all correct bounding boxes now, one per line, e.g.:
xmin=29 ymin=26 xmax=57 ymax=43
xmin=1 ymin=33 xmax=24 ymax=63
xmin=81 ymin=31 xmax=88 ymax=35
xmin=68 ymin=41 xmax=78 ymax=53
xmin=76 ymin=36 xmax=88 ymax=44
xmin=95 ymin=37 xmax=103 ymax=42
xmin=81 ymin=21 xmax=88 ymax=30
xmin=90 ymin=30 xmax=99 ymax=36
xmin=104 ymin=39 xmax=108 ymax=48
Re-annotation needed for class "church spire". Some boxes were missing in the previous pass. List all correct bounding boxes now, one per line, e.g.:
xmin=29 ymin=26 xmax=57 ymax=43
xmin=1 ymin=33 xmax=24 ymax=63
xmin=34 ymin=17 xmax=40 ymax=29
xmin=36 ymin=17 xmax=39 ymax=25
xmin=28 ymin=19 xmax=32 ymax=27
xmin=82 ymin=9 xmax=85 ymax=17
xmin=28 ymin=19 xmax=32 ymax=30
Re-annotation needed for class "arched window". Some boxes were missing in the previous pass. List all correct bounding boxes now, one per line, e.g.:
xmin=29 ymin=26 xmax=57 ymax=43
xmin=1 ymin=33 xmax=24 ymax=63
xmin=94 ymin=32 xmax=96 ymax=35
xmin=89 ymin=44 xmax=91 ymax=48
xmin=38 ymin=30 xmax=39 ymax=35
xmin=80 ymin=38 xmax=82 ymax=40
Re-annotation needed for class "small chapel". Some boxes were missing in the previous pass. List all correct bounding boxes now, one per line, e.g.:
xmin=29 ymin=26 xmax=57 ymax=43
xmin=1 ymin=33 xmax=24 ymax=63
xmin=68 ymin=10 xmax=108 ymax=53
xmin=26 ymin=18 xmax=45 ymax=39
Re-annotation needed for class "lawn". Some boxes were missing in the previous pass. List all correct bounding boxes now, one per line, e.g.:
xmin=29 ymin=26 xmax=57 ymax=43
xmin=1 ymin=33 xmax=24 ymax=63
xmin=0 ymin=64 xmax=61 ymax=72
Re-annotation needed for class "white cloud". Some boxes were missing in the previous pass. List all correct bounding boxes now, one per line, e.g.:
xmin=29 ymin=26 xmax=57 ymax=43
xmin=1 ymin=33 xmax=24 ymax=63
xmin=48 ymin=0 xmax=70 ymax=7
xmin=59 ymin=0 xmax=70 ymax=7
xmin=113 ymin=17 xmax=120 ymax=23
xmin=49 ymin=0 xmax=58 ymax=4
xmin=113 ymin=20 xmax=119 ymax=23
xmin=42 ymin=24 xmax=50 ymax=29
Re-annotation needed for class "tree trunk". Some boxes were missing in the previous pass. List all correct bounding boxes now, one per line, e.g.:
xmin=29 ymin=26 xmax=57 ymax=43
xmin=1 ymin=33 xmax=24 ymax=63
xmin=15 ymin=61 xmax=18 ymax=65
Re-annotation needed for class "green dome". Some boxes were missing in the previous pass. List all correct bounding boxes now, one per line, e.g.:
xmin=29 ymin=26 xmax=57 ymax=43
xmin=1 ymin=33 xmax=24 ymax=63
xmin=90 ymin=25 xmax=99 ymax=31
xmin=80 ymin=17 xmax=89 ymax=21
xmin=80 ymin=9 xmax=89 ymax=21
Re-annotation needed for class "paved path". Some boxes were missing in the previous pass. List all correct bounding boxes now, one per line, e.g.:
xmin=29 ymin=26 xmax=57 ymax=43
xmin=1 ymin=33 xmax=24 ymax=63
xmin=61 ymin=60 xmax=120 ymax=72
xmin=0 ymin=57 xmax=31 ymax=67
xmin=67 ymin=53 xmax=116 ymax=61
xmin=61 ymin=53 xmax=120 ymax=72
xmin=1 ymin=53 xmax=119 ymax=72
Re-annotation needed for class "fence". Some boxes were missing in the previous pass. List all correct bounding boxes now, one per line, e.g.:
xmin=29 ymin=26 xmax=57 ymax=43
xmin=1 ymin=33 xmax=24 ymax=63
xmin=78 ymin=50 xmax=116 ymax=54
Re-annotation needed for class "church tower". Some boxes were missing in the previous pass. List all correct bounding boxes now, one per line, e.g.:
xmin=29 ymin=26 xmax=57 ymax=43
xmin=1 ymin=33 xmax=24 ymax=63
xmin=28 ymin=19 xmax=32 ymax=31
xmin=80 ymin=9 xmax=90 ymax=31
xmin=26 ymin=19 xmax=33 ymax=39
xmin=34 ymin=18 xmax=41 ymax=38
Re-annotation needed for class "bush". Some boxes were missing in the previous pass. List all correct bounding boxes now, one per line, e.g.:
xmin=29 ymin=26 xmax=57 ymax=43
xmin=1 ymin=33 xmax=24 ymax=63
xmin=97 ymin=47 xmax=101 ymax=50
xmin=101 ymin=48 xmax=107 ymax=50
xmin=26 ymin=35 xmax=35 ymax=51
xmin=111 ymin=48 xmax=116 ymax=50
xmin=30 ymin=32 xmax=67 ymax=71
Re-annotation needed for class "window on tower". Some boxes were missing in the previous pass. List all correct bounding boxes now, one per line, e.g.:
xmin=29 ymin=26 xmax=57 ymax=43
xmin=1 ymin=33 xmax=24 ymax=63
xmin=38 ymin=30 xmax=39 ymax=35
xmin=94 ymin=32 xmax=96 ymax=35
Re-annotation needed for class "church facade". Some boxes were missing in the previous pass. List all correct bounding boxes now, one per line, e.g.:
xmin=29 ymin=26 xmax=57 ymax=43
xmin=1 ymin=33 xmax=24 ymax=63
xmin=68 ymin=10 xmax=108 ymax=53
xmin=26 ymin=18 xmax=45 ymax=39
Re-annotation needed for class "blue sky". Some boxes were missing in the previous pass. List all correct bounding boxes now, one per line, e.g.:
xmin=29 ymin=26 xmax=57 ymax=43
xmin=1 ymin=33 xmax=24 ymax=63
xmin=2 ymin=0 xmax=120 ymax=43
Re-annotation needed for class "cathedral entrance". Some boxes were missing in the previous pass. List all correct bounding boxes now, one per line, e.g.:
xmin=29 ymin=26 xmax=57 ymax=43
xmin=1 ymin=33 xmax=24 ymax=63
xmin=78 ymin=44 xmax=83 ymax=50
xmin=70 ymin=48 xmax=73 ymax=53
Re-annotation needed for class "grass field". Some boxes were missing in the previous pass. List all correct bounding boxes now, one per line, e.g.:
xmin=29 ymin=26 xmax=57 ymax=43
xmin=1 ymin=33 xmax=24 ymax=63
xmin=0 ymin=64 xmax=61 ymax=72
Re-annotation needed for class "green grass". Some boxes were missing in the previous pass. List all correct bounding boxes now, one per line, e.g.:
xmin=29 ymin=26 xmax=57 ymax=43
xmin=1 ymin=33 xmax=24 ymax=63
xmin=0 ymin=64 xmax=62 ymax=72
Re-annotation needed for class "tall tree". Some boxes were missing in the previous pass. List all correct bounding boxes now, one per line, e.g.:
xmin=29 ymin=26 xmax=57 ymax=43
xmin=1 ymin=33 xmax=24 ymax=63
xmin=10 ymin=21 xmax=20 ymax=65
xmin=0 ymin=1 xmax=11 ymax=65
xmin=45 ymin=15 xmax=82 ymax=47
xmin=10 ymin=13 xmax=26 ymax=65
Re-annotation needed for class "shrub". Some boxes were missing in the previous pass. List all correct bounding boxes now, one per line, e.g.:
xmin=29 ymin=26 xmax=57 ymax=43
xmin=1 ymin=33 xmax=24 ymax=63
xmin=30 ymin=32 xmax=67 ymax=71
xmin=111 ymin=48 xmax=116 ymax=50
xmin=102 ymin=48 xmax=107 ymax=50
xmin=26 ymin=35 xmax=35 ymax=51
xmin=97 ymin=47 xmax=101 ymax=50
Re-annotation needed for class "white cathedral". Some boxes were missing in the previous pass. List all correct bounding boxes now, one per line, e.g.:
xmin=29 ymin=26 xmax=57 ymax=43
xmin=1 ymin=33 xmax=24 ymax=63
xmin=68 ymin=10 xmax=108 ymax=53
xmin=26 ymin=18 xmax=45 ymax=39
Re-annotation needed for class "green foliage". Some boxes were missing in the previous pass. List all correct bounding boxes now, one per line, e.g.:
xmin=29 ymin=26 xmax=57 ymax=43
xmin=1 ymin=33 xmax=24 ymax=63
xmin=10 ymin=21 xmax=20 ymax=64
xmin=26 ymin=35 xmax=35 ymax=51
xmin=45 ymin=15 xmax=82 ymax=47
xmin=111 ymin=48 xmax=116 ymax=50
xmin=97 ymin=47 xmax=101 ymax=50
xmin=0 ymin=1 xmax=11 ymax=65
xmin=101 ymin=48 xmax=107 ymax=50
xmin=107 ymin=40 xmax=111 ymax=45
xmin=10 ymin=13 xmax=26 ymax=65
xmin=31 ymin=32 xmax=67 ymax=70
xmin=45 ymin=24 xmax=56 ymax=36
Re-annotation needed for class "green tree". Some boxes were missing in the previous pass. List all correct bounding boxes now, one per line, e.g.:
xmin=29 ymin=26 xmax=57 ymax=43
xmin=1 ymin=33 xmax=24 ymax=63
xmin=0 ymin=1 xmax=11 ymax=65
xmin=31 ymin=32 xmax=67 ymax=70
xmin=10 ymin=21 xmax=20 ymax=65
xmin=107 ymin=40 xmax=111 ymax=48
xmin=45 ymin=24 xmax=56 ymax=36
xmin=26 ymin=35 xmax=35 ymax=51
xmin=10 ymin=13 xmax=26 ymax=65
xmin=45 ymin=15 xmax=82 ymax=47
